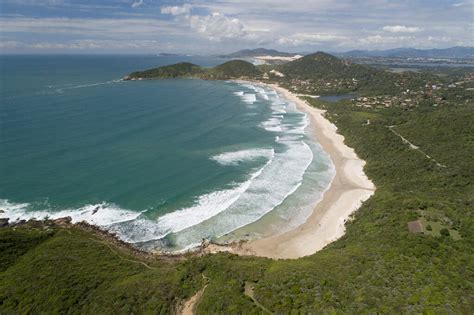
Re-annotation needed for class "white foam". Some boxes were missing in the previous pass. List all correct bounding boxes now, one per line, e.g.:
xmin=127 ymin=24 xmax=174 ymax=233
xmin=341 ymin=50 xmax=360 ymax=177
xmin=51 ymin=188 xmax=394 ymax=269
xmin=239 ymin=83 xmax=271 ymax=101
xmin=233 ymin=91 xmax=244 ymax=96
xmin=159 ymin=82 xmax=322 ymax=249
xmin=260 ymin=117 xmax=283 ymax=132
xmin=170 ymin=139 xmax=314 ymax=249
xmin=0 ymin=199 xmax=142 ymax=226
xmin=241 ymin=93 xmax=257 ymax=104
xmin=108 ymin=157 xmax=274 ymax=243
xmin=211 ymin=149 xmax=274 ymax=166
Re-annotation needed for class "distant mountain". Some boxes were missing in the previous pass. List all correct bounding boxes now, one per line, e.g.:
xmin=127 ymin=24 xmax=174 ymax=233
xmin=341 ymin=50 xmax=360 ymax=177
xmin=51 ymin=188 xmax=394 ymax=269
xmin=336 ymin=46 xmax=474 ymax=59
xmin=157 ymin=53 xmax=181 ymax=57
xmin=219 ymin=48 xmax=296 ymax=58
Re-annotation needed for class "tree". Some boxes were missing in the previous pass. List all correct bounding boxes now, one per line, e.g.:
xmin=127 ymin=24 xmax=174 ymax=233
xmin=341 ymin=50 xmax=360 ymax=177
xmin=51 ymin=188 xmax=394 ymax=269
xmin=440 ymin=228 xmax=450 ymax=237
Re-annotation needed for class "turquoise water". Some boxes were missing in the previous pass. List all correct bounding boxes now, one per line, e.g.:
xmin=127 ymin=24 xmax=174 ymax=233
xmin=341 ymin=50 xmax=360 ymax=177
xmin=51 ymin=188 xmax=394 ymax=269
xmin=0 ymin=55 xmax=334 ymax=251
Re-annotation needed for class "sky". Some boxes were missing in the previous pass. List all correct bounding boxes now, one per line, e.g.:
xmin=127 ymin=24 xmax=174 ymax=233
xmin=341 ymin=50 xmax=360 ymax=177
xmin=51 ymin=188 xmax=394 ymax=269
xmin=0 ymin=0 xmax=473 ymax=54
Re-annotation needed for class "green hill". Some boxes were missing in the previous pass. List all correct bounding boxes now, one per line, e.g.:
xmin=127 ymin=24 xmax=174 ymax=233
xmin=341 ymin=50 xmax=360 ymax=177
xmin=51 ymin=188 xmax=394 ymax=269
xmin=126 ymin=60 xmax=261 ymax=80
xmin=204 ymin=60 xmax=261 ymax=79
xmin=126 ymin=62 xmax=203 ymax=79
xmin=278 ymin=51 xmax=377 ymax=80
xmin=275 ymin=52 xmax=435 ymax=96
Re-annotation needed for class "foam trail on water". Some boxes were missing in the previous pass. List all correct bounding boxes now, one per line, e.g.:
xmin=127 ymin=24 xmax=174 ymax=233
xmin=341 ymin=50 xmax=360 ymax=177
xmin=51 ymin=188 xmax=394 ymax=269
xmin=211 ymin=149 xmax=274 ymax=166
xmin=53 ymin=79 xmax=122 ymax=93
xmin=0 ymin=199 xmax=142 ymax=226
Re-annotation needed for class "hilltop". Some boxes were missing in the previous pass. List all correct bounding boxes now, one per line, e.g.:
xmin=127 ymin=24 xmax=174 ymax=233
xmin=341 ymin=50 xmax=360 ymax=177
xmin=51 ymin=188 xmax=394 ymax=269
xmin=205 ymin=60 xmax=261 ymax=79
xmin=126 ymin=62 xmax=203 ymax=79
xmin=277 ymin=51 xmax=376 ymax=80
xmin=263 ymin=51 xmax=445 ymax=96
xmin=125 ymin=60 xmax=261 ymax=80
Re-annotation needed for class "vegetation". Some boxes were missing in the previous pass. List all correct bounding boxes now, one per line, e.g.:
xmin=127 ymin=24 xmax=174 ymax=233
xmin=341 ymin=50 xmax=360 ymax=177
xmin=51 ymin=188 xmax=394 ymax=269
xmin=128 ymin=62 xmax=204 ymax=79
xmin=203 ymin=60 xmax=261 ymax=79
xmin=0 ymin=224 xmax=205 ymax=314
xmin=126 ymin=60 xmax=261 ymax=81
xmin=2 ymin=55 xmax=473 ymax=313
xmin=278 ymin=52 xmax=375 ymax=80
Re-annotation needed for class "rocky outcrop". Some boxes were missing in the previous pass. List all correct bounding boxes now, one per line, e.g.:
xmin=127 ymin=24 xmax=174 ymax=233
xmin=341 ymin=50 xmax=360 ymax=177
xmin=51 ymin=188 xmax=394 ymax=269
xmin=53 ymin=216 xmax=72 ymax=226
xmin=0 ymin=218 xmax=9 ymax=228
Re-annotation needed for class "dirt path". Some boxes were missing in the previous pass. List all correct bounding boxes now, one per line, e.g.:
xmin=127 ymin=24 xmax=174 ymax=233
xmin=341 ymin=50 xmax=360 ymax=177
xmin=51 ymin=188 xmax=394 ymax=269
xmin=388 ymin=126 xmax=446 ymax=168
xmin=89 ymin=238 xmax=158 ymax=270
xmin=244 ymin=282 xmax=273 ymax=314
xmin=179 ymin=275 xmax=210 ymax=315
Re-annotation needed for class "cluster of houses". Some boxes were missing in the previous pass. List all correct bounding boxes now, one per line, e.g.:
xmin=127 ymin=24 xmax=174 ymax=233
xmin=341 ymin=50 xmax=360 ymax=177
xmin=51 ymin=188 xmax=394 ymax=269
xmin=352 ymin=78 xmax=473 ymax=109
xmin=270 ymin=69 xmax=473 ymax=109
xmin=284 ymin=78 xmax=358 ymax=95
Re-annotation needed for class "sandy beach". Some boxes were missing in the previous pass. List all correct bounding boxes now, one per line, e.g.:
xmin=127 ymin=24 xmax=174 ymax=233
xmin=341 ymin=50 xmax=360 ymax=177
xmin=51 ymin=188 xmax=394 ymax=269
xmin=227 ymin=83 xmax=376 ymax=259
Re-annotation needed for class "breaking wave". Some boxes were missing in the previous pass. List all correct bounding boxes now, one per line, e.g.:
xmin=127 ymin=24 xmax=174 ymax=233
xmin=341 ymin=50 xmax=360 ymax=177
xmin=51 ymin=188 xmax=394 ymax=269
xmin=1 ymin=81 xmax=333 ymax=252
xmin=0 ymin=199 xmax=141 ymax=227
xmin=211 ymin=148 xmax=274 ymax=166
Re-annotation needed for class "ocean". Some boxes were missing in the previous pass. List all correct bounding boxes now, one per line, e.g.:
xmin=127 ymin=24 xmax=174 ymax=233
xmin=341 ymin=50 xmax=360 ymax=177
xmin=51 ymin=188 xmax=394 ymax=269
xmin=0 ymin=55 xmax=334 ymax=251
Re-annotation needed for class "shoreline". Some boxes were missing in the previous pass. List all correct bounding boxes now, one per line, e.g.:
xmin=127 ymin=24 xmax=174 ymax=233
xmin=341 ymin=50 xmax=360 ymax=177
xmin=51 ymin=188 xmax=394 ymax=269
xmin=223 ymin=81 xmax=375 ymax=259
xmin=1 ymin=79 xmax=376 ymax=261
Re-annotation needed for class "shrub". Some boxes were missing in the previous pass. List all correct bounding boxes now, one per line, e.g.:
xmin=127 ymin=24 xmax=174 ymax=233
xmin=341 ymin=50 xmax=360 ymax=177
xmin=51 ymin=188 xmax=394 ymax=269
xmin=440 ymin=228 xmax=450 ymax=237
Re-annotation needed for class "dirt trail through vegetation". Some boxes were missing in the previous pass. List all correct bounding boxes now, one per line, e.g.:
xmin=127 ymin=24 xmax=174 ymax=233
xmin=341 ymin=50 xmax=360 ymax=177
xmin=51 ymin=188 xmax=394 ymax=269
xmin=179 ymin=275 xmax=209 ymax=315
xmin=244 ymin=282 xmax=273 ymax=314
xmin=388 ymin=126 xmax=446 ymax=167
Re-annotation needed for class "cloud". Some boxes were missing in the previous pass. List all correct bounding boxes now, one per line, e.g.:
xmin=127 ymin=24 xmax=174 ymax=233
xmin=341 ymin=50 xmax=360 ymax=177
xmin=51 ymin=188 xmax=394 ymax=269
xmin=0 ymin=17 xmax=179 ymax=37
xmin=131 ymin=0 xmax=144 ymax=8
xmin=278 ymin=33 xmax=346 ymax=46
xmin=0 ymin=39 xmax=176 ymax=51
xmin=161 ymin=5 xmax=251 ymax=41
xmin=160 ymin=4 xmax=192 ymax=16
xmin=189 ymin=13 xmax=247 ymax=41
xmin=382 ymin=25 xmax=422 ymax=33
xmin=1 ymin=0 xmax=473 ymax=53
